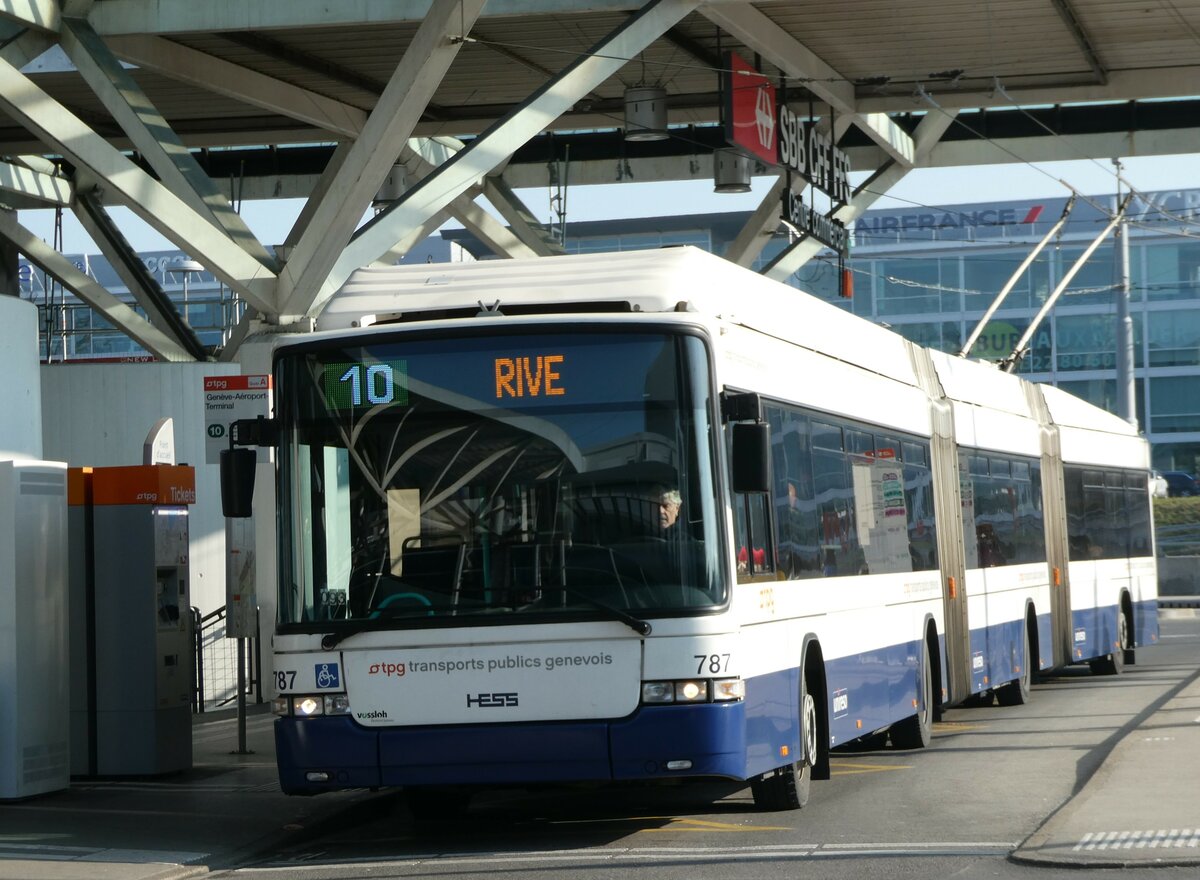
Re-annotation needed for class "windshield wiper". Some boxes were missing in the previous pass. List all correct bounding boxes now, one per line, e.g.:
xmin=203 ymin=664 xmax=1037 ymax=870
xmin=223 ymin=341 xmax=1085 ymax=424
xmin=553 ymin=585 xmax=652 ymax=636
xmin=320 ymin=591 xmax=650 ymax=648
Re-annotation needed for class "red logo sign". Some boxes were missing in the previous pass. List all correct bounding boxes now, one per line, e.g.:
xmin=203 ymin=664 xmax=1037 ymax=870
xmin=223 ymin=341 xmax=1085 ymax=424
xmin=723 ymin=52 xmax=777 ymax=166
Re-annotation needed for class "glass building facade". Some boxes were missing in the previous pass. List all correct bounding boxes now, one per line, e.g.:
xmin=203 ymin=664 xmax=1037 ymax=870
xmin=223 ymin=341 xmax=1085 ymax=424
xmin=822 ymin=189 xmax=1200 ymax=474
xmin=22 ymin=188 xmax=1200 ymax=472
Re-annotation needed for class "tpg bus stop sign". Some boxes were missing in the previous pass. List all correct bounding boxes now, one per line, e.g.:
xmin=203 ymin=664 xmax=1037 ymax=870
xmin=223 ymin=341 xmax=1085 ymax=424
xmin=203 ymin=375 xmax=271 ymax=464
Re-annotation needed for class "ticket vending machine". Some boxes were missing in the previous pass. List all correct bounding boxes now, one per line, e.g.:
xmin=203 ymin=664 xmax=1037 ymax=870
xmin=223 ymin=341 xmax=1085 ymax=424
xmin=68 ymin=465 xmax=195 ymax=776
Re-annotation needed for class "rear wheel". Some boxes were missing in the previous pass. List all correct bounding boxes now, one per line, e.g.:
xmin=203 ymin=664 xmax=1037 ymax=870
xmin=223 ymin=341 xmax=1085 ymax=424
xmin=1089 ymin=608 xmax=1129 ymax=676
xmin=751 ymin=690 xmax=816 ymax=811
xmin=997 ymin=625 xmax=1033 ymax=706
xmin=890 ymin=644 xmax=933 ymax=750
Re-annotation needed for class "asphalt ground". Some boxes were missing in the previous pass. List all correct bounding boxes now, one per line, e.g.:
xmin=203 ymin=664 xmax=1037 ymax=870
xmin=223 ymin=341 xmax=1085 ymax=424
xmin=0 ymin=701 xmax=365 ymax=880
xmin=1 ymin=612 xmax=1197 ymax=879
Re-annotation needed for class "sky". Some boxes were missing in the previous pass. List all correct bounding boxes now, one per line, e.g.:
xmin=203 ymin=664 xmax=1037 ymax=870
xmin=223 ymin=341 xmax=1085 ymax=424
xmin=17 ymin=153 xmax=1200 ymax=256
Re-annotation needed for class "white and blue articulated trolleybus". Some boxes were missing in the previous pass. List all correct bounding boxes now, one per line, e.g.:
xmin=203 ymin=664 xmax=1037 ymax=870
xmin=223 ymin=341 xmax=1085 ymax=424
xmin=225 ymin=247 xmax=1157 ymax=811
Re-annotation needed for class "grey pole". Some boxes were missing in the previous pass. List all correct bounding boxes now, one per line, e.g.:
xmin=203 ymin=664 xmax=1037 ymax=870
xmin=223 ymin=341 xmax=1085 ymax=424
xmin=1115 ymin=213 xmax=1137 ymax=426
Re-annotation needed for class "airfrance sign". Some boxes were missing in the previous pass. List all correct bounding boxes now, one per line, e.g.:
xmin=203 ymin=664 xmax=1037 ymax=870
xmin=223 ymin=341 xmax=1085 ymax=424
xmin=853 ymin=189 xmax=1200 ymax=243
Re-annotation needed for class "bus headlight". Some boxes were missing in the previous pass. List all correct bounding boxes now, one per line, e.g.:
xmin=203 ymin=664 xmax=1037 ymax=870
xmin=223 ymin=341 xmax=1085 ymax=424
xmin=293 ymin=696 xmax=323 ymax=716
xmin=273 ymin=694 xmax=352 ymax=717
xmin=641 ymin=678 xmax=743 ymax=705
xmin=675 ymin=680 xmax=709 ymax=702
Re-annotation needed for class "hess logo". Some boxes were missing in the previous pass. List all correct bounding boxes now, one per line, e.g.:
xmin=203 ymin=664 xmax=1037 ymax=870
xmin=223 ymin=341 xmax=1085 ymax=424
xmin=466 ymin=692 xmax=518 ymax=708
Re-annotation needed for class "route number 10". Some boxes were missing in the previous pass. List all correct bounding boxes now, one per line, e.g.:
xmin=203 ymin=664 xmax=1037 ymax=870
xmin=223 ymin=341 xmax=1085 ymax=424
xmin=338 ymin=364 xmax=396 ymax=406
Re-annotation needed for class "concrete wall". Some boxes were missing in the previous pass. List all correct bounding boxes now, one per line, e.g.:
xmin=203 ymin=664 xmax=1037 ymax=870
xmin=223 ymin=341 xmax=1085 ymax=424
xmin=0 ymin=297 xmax=42 ymax=460
xmin=39 ymin=362 xmax=242 ymax=616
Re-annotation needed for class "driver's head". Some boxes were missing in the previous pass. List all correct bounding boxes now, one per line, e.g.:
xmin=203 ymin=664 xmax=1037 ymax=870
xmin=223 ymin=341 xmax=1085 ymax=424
xmin=657 ymin=487 xmax=682 ymax=529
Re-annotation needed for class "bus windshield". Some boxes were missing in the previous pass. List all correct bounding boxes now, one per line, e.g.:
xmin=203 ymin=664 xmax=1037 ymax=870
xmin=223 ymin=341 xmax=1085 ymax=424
xmin=275 ymin=329 xmax=724 ymax=628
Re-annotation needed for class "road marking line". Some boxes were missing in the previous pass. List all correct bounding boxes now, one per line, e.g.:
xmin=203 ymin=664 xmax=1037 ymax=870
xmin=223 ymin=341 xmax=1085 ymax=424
xmin=0 ymin=843 xmax=208 ymax=864
xmin=830 ymin=760 xmax=912 ymax=775
xmin=1075 ymin=830 xmax=1200 ymax=851
xmin=641 ymin=817 xmax=791 ymax=832
xmin=240 ymin=841 xmax=1016 ymax=872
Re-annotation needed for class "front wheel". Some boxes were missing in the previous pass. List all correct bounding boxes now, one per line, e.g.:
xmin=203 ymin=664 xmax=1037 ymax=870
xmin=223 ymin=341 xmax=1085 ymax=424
xmin=751 ymin=690 xmax=817 ymax=811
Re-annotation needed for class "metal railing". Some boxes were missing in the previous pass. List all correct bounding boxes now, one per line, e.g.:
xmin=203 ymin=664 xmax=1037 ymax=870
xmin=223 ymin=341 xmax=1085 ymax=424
xmin=191 ymin=605 xmax=262 ymax=713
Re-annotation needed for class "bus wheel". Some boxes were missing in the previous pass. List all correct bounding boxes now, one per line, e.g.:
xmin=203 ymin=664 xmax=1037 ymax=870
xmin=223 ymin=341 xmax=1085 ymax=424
xmin=890 ymin=645 xmax=933 ymax=749
xmin=1089 ymin=608 xmax=1129 ymax=676
xmin=751 ymin=690 xmax=816 ymax=811
xmin=997 ymin=625 xmax=1033 ymax=706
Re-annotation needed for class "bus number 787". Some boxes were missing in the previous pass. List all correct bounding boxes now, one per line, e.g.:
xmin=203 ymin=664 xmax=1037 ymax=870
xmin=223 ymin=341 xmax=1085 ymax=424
xmin=694 ymin=654 xmax=731 ymax=675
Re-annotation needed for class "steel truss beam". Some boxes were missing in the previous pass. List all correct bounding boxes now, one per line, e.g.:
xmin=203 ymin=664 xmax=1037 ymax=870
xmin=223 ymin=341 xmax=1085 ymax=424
xmin=60 ymin=18 xmax=276 ymax=269
xmin=397 ymin=138 xmax=560 ymax=259
xmin=312 ymin=0 xmax=701 ymax=319
xmin=0 ymin=1 xmax=60 ymax=33
xmin=481 ymin=175 xmax=565 ymax=256
xmin=72 ymin=188 xmax=207 ymax=359
xmin=0 ymin=53 xmax=278 ymax=312
xmin=276 ymin=0 xmax=485 ymax=320
xmin=87 ymin=1 xmax=672 ymax=35
xmin=106 ymin=34 xmax=368 ymax=140
xmin=0 ymin=157 xmax=70 ymax=206
xmin=0 ymin=209 xmax=195 ymax=362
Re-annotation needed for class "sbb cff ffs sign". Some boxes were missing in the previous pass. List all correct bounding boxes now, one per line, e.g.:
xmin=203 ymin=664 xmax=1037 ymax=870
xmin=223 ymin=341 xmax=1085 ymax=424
xmin=722 ymin=51 xmax=851 ymax=203
xmin=722 ymin=52 xmax=777 ymax=166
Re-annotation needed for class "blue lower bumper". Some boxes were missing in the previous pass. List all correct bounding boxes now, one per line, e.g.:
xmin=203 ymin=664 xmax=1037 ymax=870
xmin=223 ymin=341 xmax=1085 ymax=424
xmin=276 ymin=701 xmax=747 ymax=795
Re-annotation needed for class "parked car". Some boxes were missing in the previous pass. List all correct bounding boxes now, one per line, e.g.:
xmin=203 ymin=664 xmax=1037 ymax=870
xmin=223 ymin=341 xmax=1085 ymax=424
xmin=1162 ymin=471 xmax=1199 ymax=497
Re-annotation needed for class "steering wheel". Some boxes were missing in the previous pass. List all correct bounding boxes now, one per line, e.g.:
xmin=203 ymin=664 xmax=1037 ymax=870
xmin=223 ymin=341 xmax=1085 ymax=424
xmin=371 ymin=591 xmax=434 ymax=618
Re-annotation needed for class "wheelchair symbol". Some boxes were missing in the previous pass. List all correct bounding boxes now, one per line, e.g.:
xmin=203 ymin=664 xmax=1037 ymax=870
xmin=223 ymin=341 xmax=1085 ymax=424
xmin=315 ymin=663 xmax=340 ymax=689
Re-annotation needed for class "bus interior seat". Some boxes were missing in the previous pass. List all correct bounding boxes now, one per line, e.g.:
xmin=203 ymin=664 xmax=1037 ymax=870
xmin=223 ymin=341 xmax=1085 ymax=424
xmin=379 ymin=544 xmax=466 ymax=606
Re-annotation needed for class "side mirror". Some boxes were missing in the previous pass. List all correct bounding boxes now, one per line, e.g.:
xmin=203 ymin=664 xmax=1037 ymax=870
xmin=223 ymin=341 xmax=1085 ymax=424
xmin=731 ymin=422 xmax=770 ymax=493
xmin=219 ymin=447 xmax=257 ymax=518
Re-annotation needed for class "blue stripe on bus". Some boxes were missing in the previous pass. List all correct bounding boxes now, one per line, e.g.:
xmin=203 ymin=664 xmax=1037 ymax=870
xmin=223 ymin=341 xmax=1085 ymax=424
xmin=275 ymin=704 xmax=750 ymax=794
xmin=275 ymin=601 xmax=1161 ymax=794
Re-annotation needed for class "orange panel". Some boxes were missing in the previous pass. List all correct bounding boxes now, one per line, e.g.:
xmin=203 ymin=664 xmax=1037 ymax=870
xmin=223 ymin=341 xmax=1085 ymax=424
xmin=91 ymin=465 xmax=196 ymax=506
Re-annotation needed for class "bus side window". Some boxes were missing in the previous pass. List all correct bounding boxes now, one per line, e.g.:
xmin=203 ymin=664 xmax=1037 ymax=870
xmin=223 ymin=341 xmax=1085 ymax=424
xmin=733 ymin=493 xmax=774 ymax=577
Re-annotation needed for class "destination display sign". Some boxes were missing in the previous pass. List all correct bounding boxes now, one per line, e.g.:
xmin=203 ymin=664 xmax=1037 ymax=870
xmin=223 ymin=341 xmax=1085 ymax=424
xmin=307 ymin=333 xmax=676 ymax=416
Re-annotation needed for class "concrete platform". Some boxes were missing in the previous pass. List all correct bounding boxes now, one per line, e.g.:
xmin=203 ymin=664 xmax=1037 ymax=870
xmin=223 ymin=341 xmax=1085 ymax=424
xmin=2 ymin=624 xmax=1198 ymax=878
xmin=0 ymin=702 xmax=369 ymax=880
